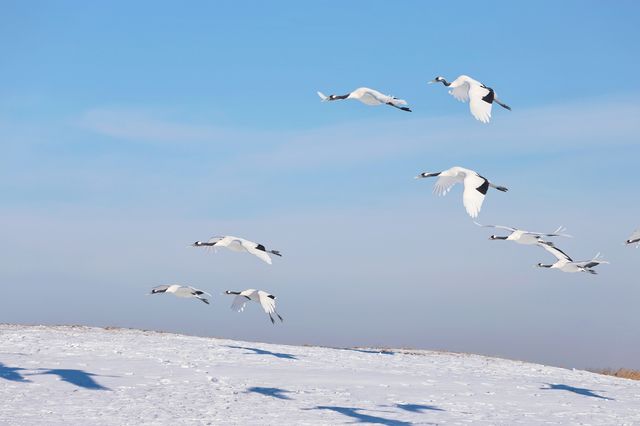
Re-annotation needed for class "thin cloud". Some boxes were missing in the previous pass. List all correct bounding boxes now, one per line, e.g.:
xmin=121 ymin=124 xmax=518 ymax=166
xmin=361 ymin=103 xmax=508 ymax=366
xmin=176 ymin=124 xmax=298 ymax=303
xmin=239 ymin=97 xmax=640 ymax=171
xmin=76 ymin=96 xmax=639 ymax=166
xmin=79 ymin=108 xmax=233 ymax=143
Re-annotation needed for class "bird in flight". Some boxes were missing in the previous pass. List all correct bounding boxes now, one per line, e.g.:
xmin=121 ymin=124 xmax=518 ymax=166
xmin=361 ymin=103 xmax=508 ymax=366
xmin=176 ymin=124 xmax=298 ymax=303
xmin=428 ymin=74 xmax=510 ymax=123
xmin=536 ymin=243 xmax=609 ymax=274
xmin=148 ymin=285 xmax=212 ymax=304
xmin=625 ymin=228 xmax=640 ymax=247
xmin=225 ymin=289 xmax=284 ymax=324
xmin=192 ymin=235 xmax=282 ymax=265
xmin=415 ymin=166 xmax=508 ymax=218
xmin=317 ymin=87 xmax=411 ymax=112
xmin=474 ymin=222 xmax=571 ymax=246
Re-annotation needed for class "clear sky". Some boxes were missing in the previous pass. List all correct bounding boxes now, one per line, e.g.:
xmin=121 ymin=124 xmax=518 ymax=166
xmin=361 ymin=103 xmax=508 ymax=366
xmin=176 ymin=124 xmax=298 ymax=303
xmin=2 ymin=0 xmax=640 ymax=369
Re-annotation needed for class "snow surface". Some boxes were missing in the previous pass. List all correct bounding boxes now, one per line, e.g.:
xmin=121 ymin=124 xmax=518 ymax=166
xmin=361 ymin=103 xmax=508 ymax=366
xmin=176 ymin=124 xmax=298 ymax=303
xmin=1 ymin=325 xmax=639 ymax=425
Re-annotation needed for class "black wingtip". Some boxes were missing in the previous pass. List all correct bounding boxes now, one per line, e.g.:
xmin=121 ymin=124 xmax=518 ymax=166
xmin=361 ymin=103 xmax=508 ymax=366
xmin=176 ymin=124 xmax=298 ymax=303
xmin=401 ymin=107 xmax=412 ymax=112
xmin=496 ymin=186 xmax=508 ymax=192
xmin=200 ymin=298 xmax=210 ymax=305
xmin=269 ymin=315 xmax=275 ymax=324
xmin=271 ymin=250 xmax=282 ymax=257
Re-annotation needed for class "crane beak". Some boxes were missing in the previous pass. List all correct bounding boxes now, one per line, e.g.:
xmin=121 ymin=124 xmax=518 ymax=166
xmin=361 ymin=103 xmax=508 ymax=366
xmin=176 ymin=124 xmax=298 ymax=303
xmin=427 ymin=79 xmax=437 ymax=85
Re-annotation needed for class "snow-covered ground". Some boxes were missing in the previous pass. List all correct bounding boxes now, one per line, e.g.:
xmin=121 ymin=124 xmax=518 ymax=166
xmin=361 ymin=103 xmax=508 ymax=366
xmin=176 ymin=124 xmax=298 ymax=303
xmin=1 ymin=325 xmax=639 ymax=425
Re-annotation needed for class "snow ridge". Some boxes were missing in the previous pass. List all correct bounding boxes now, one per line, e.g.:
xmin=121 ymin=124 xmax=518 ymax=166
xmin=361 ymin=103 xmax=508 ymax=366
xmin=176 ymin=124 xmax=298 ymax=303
xmin=1 ymin=325 xmax=639 ymax=425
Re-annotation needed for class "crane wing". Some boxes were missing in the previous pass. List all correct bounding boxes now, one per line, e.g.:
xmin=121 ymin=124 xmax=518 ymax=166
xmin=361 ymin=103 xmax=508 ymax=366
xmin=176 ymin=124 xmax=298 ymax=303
xmin=388 ymin=96 xmax=408 ymax=106
xmin=473 ymin=222 xmax=517 ymax=232
xmin=258 ymin=292 xmax=277 ymax=315
xmin=244 ymin=244 xmax=273 ymax=264
xmin=468 ymin=84 xmax=493 ymax=123
xmin=449 ymin=81 xmax=470 ymax=102
xmin=433 ymin=175 xmax=463 ymax=196
xmin=359 ymin=91 xmax=384 ymax=105
xmin=462 ymin=173 xmax=488 ymax=218
xmin=189 ymin=287 xmax=212 ymax=297
xmin=524 ymin=227 xmax=572 ymax=238
xmin=230 ymin=295 xmax=248 ymax=312
xmin=258 ymin=291 xmax=282 ymax=323
xmin=538 ymin=242 xmax=573 ymax=262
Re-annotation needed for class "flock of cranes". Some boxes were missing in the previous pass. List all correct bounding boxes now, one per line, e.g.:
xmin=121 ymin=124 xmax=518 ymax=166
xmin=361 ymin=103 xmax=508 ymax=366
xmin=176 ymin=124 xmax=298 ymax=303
xmin=150 ymin=235 xmax=284 ymax=324
xmin=149 ymin=74 xmax=638 ymax=322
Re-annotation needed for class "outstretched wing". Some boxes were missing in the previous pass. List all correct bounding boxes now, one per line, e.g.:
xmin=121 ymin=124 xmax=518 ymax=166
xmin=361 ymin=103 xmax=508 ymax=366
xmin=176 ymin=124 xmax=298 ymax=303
xmin=577 ymin=253 xmax=609 ymax=268
xmin=230 ymin=295 xmax=248 ymax=312
xmin=258 ymin=292 xmax=277 ymax=315
xmin=388 ymin=96 xmax=408 ymax=106
xmin=538 ymin=242 xmax=573 ymax=262
xmin=433 ymin=175 xmax=463 ymax=196
xmin=521 ymin=226 xmax=571 ymax=237
xmin=473 ymin=222 xmax=516 ymax=232
xmin=449 ymin=81 xmax=470 ymax=102
xmin=359 ymin=91 xmax=384 ymax=105
xmin=244 ymin=243 xmax=273 ymax=264
xmin=189 ymin=287 xmax=212 ymax=297
xmin=462 ymin=173 xmax=488 ymax=218
xmin=468 ymin=84 xmax=493 ymax=123
xmin=258 ymin=292 xmax=283 ymax=324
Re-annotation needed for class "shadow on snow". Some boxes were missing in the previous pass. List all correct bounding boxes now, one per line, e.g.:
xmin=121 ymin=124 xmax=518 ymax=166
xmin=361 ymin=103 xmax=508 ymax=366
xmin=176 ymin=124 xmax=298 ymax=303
xmin=225 ymin=345 xmax=298 ymax=360
xmin=0 ymin=362 xmax=30 ymax=382
xmin=246 ymin=386 xmax=292 ymax=400
xmin=32 ymin=369 xmax=111 ymax=390
xmin=1 ymin=362 xmax=112 ymax=390
xmin=541 ymin=383 xmax=613 ymax=400
xmin=395 ymin=403 xmax=444 ymax=413
xmin=310 ymin=406 xmax=413 ymax=426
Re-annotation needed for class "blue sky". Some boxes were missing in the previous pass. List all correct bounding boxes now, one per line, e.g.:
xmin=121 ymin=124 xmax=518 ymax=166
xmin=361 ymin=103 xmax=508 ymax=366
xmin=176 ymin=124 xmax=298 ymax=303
xmin=2 ymin=1 xmax=640 ymax=369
